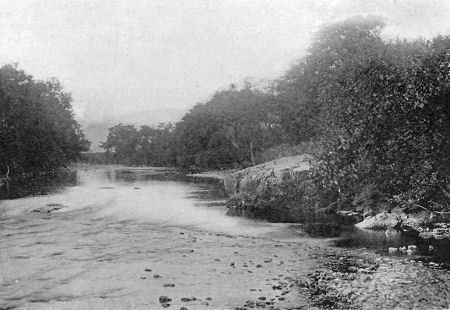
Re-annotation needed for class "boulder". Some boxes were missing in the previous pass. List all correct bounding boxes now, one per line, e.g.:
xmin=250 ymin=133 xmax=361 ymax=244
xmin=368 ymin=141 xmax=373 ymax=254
xmin=223 ymin=155 xmax=310 ymax=220
xmin=419 ymin=224 xmax=450 ymax=240
xmin=224 ymin=155 xmax=310 ymax=199
xmin=355 ymin=212 xmax=399 ymax=230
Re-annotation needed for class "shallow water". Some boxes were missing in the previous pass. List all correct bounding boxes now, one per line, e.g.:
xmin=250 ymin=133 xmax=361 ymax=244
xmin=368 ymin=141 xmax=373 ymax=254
xmin=1 ymin=167 xmax=449 ymax=309
xmin=1 ymin=167 xmax=297 ymax=238
xmin=0 ymin=167 xmax=309 ymax=309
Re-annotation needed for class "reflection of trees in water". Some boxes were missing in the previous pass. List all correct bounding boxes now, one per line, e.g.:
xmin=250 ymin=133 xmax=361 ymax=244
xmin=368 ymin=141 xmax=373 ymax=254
xmin=104 ymin=170 xmax=117 ymax=183
xmin=0 ymin=171 xmax=77 ymax=200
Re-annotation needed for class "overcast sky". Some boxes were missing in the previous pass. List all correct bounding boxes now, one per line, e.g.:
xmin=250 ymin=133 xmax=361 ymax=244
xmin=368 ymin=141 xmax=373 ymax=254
xmin=1 ymin=0 xmax=449 ymax=122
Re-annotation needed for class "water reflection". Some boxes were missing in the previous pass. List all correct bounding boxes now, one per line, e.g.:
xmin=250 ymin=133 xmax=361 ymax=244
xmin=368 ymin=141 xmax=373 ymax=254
xmin=334 ymin=226 xmax=450 ymax=268
xmin=0 ymin=171 xmax=77 ymax=200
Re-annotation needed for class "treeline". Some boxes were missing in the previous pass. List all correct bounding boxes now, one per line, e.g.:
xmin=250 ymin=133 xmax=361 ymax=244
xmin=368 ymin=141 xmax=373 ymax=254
xmin=0 ymin=64 xmax=89 ymax=178
xmin=99 ymin=123 xmax=176 ymax=166
xmin=99 ymin=86 xmax=287 ymax=169
xmin=100 ymin=17 xmax=450 ymax=211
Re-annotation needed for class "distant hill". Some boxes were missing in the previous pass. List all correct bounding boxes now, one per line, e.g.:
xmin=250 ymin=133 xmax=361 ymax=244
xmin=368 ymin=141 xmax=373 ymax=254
xmin=79 ymin=108 xmax=187 ymax=152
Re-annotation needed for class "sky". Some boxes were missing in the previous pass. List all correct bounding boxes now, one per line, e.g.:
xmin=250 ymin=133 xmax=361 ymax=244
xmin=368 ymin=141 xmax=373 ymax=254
xmin=1 ymin=0 xmax=450 ymax=123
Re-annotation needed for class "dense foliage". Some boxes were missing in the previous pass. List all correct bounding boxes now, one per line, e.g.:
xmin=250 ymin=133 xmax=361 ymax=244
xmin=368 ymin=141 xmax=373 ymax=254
xmin=0 ymin=64 xmax=89 ymax=177
xmin=173 ymin=86 xmax=284 ymax=169
xmin=101 ymin=17 xmax=450 ymax=212
xmin=277 ymin=17 xmax=450 ymax=211
xmin=101 ymin=86 xmax=286 ymax=169
xmin=100 ymin=123 xmax=176 ymax=166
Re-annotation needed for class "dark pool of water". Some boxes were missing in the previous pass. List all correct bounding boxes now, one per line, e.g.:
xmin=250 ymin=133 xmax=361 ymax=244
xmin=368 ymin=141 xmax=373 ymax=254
xmin=289 ymin=221 xmax=450 ymax=268
xmin=334 ymin=226 xmax=450 ymax=267
xmin=0 ymin=171 xmax=77 ymax=200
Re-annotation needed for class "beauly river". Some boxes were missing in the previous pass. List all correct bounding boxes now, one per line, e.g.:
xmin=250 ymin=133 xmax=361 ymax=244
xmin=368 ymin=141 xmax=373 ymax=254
xmin=0 ymin=167 xmax=320 ymax=309
xmin=1 ymin=166 xmax=449 ymax=310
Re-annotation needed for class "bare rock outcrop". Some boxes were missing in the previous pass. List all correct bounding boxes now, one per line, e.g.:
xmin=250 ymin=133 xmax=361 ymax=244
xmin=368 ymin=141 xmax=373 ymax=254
xmin=223 ymin=155 xmax=310 ymax=199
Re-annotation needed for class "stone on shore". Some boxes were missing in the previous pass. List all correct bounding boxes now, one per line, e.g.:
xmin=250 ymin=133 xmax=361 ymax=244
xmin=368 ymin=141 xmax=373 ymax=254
xmin=224 ymin=155 xmax=310 ymax=199
xmin=355 ymin=212 xmax=399 ymax=229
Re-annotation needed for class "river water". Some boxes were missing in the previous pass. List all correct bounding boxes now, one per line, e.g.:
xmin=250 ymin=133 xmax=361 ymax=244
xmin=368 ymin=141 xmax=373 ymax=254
xmin=0 ymin=167 xmax=312 ymax=309
xmin=1 ymin=166 xmax=449 ymax=309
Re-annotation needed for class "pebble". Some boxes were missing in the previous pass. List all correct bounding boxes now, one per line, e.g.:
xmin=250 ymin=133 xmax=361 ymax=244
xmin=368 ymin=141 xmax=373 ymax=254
xmin=181 ymin=297 xmax=197 ymax=302
xmin=408 ymin=245 xmax=417 ymax=251
xmin=159 ymin=296 xmax=172 ymax=303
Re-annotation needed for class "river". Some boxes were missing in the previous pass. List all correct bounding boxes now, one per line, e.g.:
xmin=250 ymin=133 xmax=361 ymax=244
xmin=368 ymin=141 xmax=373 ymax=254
xmin=0 ymin=167 xmax=322 ymax=310
xmin=1 ymin=166 xmax=450 ymax=310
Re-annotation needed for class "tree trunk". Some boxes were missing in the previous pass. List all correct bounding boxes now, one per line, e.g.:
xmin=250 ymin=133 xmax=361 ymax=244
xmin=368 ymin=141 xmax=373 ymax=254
xmin=249 ymin=142 xmax=255 ymax=166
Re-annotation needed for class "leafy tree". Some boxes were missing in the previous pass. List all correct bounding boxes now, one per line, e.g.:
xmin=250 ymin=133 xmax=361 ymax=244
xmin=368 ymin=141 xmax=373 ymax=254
xmin=0 ymin=64 xmax=89 ymax=177
xmin=100 ymin=124 xmax=139 ymax=164
xmin=278 ymin=17 xmax=450 ymax=211
xmin=174 ymin=85 xmax=284 ymax=169
xmin=100 ymin=123 xmax=176 ymax=166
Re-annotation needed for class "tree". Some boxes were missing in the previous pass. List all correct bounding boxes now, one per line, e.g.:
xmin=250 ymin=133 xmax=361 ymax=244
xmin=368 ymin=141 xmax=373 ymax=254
xmin=0 ymin=64 xmax=89 ymax=177
xmin=279 ymin=17 xmax=450 ymax=211
xmin=174 ymin=85 xmax=284 ymax=169
xmin=100 ymin=123 xmax=176 ymax=166
xmin=100 ymin=124 xmax=139 ymax=164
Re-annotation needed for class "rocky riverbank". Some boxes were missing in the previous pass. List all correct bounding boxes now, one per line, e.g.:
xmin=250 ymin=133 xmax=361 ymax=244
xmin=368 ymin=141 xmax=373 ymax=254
xmin=298 ymin=247 xmax=450 ymax=310
xmin=356 ymin=209 xmax=450 ymax=240
xmin=221 ymin=155 xmax=450 ymax=240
